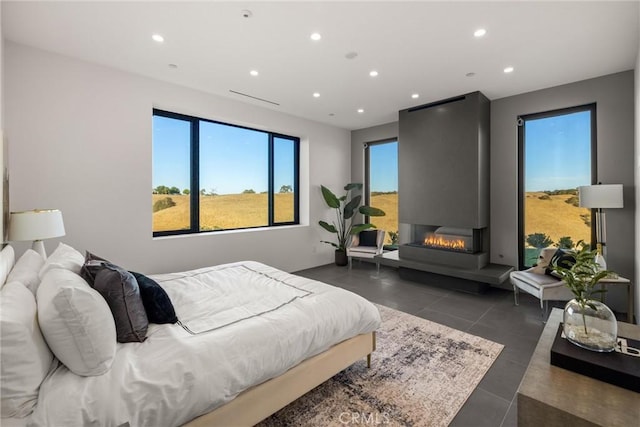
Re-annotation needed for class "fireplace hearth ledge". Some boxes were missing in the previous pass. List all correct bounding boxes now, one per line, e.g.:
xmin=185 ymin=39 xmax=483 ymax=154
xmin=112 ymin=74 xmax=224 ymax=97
xmin=376 ymin=250 xmax=513 ymax=287
xmin=399 ymin=244 xmax=488 ymax=270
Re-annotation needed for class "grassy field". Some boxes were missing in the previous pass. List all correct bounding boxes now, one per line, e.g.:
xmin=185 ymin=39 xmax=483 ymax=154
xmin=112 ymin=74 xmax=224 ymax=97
xmin=153 ymin=193 xmax=294 ymax=232
xmin=524 ymin=192 xmax=590 ymax=246
xmin=153 ymin=192 xmax=590 ymax=253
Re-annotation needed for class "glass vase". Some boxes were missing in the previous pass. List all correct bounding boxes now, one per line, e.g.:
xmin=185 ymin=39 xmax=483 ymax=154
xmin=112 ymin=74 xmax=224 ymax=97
xmin=563 ymin=299 xmax=617 ymax=352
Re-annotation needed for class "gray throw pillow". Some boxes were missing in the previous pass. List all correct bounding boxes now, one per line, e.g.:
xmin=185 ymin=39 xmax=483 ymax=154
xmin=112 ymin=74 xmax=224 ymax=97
xmin=93 ymin=263 xmax=148 ymax=343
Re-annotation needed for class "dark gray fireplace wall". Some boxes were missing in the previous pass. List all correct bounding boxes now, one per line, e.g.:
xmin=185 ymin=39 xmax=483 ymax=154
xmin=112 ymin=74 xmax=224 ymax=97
xmin=398 ymin=91 xmax=490 ymax=229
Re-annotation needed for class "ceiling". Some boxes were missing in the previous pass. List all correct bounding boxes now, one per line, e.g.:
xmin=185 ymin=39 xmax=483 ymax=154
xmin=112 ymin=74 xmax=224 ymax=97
xmin=3 ymin=1 xmax=639 ymax=130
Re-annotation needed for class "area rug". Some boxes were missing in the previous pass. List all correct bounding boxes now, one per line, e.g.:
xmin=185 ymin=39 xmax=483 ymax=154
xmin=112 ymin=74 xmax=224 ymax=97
xmin=258 ymin=304 xmax=503 ymax=427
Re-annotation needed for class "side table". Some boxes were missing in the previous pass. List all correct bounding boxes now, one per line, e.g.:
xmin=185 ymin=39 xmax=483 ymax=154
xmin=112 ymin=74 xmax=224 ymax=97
xmin=517 ymin=308 xmax=640 ymax=426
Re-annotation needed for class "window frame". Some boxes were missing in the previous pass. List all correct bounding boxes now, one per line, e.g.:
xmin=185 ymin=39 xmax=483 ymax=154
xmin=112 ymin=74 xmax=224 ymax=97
xmin=152 ymin=109 xmax=300 ymax=237
xmin=364 ymin=138 xmax=398 ymax=222
xmin=517 ymin=103 xmax=597 ymax=269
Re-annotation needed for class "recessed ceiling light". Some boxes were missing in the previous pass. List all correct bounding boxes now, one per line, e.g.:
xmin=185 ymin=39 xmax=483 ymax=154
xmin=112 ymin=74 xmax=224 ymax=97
xmin=152 ymin=34 xmax=164 ymax=43
xmin=357 ymin=109 xmax=364 ymax=114
xmin=313 ymin=92 xmax=320 ymax=98
xmin=168 ymin=64 xmax=178 ymax=69
xmin=310 ymin=33 xmax=322 ymax=41
xmin=411 ymin=94 xmax=419 ymax=99
xmin=474 ymin=28 xmax=486 ymax=38
xmin=504 ymin=66 xmax=514 ymax=73
xmin=345 ymin=52 xmax=358 ymax=60
xmin=466 ymin=72 xmax=476 ymax=77
xmin=369 ymin=70 xmax=379 ymax=77
xmin=250 ymin=70 xmax=259 ymax=76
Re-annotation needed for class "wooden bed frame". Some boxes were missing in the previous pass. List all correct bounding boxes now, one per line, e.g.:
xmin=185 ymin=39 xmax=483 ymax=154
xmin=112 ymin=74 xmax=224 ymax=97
xmin=183 ymin=331 xmax=376 ymax=427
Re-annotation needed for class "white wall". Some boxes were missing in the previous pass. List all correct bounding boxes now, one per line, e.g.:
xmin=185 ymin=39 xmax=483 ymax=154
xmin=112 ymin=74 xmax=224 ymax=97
xmin=5 ymin=42 xmax=351 ymax=274
xmin=0 ymin=3 xmax=5 ymax=241
xmin=635 ymin=13 xmax=640 ymax=323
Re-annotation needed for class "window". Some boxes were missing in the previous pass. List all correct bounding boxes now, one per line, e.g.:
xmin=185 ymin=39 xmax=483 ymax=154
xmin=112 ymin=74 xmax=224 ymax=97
xmin=152 ymin=109 xmax=299 ymax=236
xmin=365 ymin=140 xmax=398 ymax=245
xmin=518 ymin=104 xmax=596 ymax=268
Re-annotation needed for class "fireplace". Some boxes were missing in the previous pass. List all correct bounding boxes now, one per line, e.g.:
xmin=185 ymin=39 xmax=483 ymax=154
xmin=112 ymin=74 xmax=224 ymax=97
xmin=398 ymin=223 xmax=488 ymax=270
xmin=407 ymin=225 xmax=483 ymax=254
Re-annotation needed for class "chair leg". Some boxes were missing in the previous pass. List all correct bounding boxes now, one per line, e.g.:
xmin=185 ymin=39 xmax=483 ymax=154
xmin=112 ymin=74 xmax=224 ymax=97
xmin=376 ymin=261 xmax=380 ymax=275
xmin=348 ymin=257 xmax=352 ymax=270
xmin=513 ymin=285 xmax=520 ymax=306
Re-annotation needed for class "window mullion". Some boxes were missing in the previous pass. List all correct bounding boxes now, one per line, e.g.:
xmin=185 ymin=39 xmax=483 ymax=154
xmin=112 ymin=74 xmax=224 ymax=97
xmin=191 ymin=118 xmax=200 ymax=232
xmin=268 ymin=135 xmax=274 ymax=226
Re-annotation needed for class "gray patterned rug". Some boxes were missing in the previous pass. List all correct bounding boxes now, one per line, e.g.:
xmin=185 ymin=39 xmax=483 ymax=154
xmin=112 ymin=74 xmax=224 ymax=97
xmin=258 ymin=304 xmax=503 ymax=427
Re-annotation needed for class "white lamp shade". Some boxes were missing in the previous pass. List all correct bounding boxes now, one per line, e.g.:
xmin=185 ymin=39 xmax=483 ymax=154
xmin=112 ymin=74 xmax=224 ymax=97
xmin=8 ymin=209 xmax=66 ymax=242
xmin=578 ymin=184 xmax=623 ymax=209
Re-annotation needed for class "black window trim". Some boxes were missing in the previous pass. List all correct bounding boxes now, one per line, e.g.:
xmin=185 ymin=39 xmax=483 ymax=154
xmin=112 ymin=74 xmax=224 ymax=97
xmin=153 ymin=108 xmax=300 ymax=237
xmin=364 ymin=138 xmax=398 ymax=222
xmin=517 ymin=103 xmax=597 ymax=270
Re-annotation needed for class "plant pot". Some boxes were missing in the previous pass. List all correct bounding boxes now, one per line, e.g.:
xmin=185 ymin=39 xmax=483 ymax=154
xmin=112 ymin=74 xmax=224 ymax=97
xmin=335 ymin=250 xmax=348 ymax=267
xmin=563 ymin=298 xmax=617 ymax=352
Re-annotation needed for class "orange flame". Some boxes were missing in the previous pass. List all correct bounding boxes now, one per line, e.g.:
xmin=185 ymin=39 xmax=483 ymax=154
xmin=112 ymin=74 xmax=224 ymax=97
xmin=423 ymin=233 xmax=466 ymax=250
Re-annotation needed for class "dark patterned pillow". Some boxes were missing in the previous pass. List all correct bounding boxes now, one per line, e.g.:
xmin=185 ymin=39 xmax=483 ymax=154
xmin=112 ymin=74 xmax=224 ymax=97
xmin=79 ymin=251 xmax=109 ymax=285
xmin=546 ymin=248 xmax=576 ymax=276
xmin=359 ymin=230 xmax=378 ymax=247
xmin=93 ymin=263 xmax=148 ymax=343
xmin=130 ymin=272 xmax=178 ymax=325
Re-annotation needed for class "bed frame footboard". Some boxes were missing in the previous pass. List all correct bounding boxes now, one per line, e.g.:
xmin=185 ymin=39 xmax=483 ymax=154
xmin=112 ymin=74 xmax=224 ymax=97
xmin=183 ymin=331 xmax=376 ymax=427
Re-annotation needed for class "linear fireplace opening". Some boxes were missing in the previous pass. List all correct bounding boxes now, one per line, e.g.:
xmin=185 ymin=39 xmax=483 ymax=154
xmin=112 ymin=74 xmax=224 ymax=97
xmin=407 ymin=225 xmax=483 ymax=254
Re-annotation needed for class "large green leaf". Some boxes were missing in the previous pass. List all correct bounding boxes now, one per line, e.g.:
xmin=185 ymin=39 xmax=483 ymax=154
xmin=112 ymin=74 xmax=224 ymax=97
xmin=318 ymin=220 xmax=337 ymax=233
xmin=344 ymin=183 xmax=363 ymax=191
xmin=360 ymin=205 xmax=386 ymax=216
xmin=350 ymin=223 xmax=376 ymax=235
xmin=320 ymin=240 xmax=340 ymax=249
xmin=320 ymin=185 xmax=340 ymax=209
xmin=343 ymin=195 xmax=361 ymax=219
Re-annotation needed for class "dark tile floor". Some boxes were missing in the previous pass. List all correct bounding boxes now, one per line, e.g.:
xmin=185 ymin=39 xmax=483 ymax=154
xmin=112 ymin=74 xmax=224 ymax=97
xmin=294 ymin=262 xmax=552 ymax=427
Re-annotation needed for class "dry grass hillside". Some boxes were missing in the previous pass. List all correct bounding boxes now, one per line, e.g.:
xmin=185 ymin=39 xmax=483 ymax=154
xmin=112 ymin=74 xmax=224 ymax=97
xmin=153 ymin=192 xmax=588 ymax=251
xmin=369 ymin=193 xmax=399 ymax=243
xmin=153 ymin=193 xmax=294 ymax=232
xmin=524 ymin=192 xmax=590 ymax=246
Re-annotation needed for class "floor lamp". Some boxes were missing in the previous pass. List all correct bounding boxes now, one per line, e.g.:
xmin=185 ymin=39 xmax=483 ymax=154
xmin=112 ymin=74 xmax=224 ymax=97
xmin=7 ymin=209 xmax=66 ymax=258
xmin=578 ymin=184 xmax=623 ymax=265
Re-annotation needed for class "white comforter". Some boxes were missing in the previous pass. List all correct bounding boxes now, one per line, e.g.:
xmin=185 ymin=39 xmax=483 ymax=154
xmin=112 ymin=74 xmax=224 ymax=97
xmin=29 ymin=261 xmax=380 ymax=427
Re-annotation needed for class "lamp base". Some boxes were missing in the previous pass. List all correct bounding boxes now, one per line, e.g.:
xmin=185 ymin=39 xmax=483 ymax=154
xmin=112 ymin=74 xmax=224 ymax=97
xmin=32 ymin=240 xmax=47 ymax=259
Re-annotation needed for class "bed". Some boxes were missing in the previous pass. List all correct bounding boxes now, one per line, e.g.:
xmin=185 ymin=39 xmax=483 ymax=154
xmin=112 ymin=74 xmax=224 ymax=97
xmin=0 ymin=244 xmax=380 ymax=426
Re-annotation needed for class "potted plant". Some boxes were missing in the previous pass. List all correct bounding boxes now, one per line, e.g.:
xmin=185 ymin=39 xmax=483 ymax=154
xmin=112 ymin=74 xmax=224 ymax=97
xmin=552 ymin=241 xmax=617 ymax=352
xmin=318 ymin=183 xmax=385 ymax=266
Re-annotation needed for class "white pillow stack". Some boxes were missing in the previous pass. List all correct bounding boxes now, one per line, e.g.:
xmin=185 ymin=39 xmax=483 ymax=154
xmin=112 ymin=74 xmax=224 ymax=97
xmin=6 ymin=249 xmax=45 ymax=295
xmin=0 ymin=245 xmax=15 ymax=290
xmin=38 ymin=242 xmax=84 ymax=280
xmin=0 ymin=281 xmax=54 ymax=417
xmin=37 ymin=268 xmax=117 ymax=376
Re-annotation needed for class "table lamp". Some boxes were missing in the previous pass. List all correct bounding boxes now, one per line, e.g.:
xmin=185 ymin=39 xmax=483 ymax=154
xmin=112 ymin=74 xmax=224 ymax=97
xmin=8 ymin=209 xmax=66 ymax=258
xmin=578 ymin=184 xmax=623 ymax=264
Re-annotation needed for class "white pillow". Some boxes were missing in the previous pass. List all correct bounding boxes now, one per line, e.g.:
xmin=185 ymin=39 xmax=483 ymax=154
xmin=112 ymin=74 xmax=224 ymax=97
xmin=37 ymin=269 xmax=116 ymax=376
xmin=1 ymin=281 xmax=54 ymax=417
xmin=0 ymin=245 xmax=16 ymax=289
xmin=38 ymin=242 xmax=84 ymax=280
xmin=6 ymin=249 xmax=45 ymax=295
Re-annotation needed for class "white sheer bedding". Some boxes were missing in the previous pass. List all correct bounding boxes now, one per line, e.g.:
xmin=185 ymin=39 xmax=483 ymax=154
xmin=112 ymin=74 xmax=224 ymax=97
xmin=28 ymin=261 xmax=381 ymax=427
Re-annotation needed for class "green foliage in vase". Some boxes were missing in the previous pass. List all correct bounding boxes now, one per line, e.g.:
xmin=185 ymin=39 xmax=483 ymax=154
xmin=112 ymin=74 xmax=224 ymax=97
xmin=318 ymin=183 xmax=385 ymax=251
xmin=552 ymin=241 xmax=611 ymax=334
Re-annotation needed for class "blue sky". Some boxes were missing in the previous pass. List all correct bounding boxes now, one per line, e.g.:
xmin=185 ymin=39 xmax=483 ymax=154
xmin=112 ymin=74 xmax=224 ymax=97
xmin=153 ymin=116 xmax=295 ymax=194
xmin=154 ymin=109 xmax=586 ymax=195
xmin=524 ymin=110 xmax=591 ymax=191
xmin=369 ymin=141 xmax=398 ymax=192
